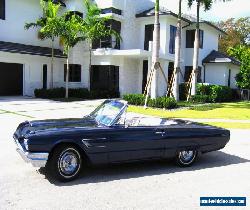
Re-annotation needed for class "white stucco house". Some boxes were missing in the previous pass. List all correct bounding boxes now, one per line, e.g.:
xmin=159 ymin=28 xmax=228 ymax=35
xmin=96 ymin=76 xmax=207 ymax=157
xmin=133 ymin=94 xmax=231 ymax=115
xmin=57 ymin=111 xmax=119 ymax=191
xmin=0 ymin=0 xmax=241 ymax=97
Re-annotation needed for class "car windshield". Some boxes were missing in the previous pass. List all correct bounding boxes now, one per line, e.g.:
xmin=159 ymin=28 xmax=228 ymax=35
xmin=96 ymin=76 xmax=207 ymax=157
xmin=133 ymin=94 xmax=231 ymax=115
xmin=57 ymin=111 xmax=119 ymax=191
xmin=89 ymin=100 xmax=126 ymax=126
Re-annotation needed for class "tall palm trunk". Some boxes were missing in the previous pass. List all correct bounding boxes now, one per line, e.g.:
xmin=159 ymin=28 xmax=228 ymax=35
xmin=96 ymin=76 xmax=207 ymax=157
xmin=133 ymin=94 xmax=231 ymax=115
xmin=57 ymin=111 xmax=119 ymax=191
xmin=152 ymin=0 xmax=160 ymax=64
xmin=173 ymin=0 xmax=182 ymax=101
xmin=65 ymin=55 xmax=69 ymax=99
xmin=88 ymin=41 xmax=92 ymax=90
xmin=51 ymin=37 xmax=54 ymax=88
xmin=191 ymin=0 xmax=200 ymax=96
xmin=144 ymin=0 xmax=160 ymax=104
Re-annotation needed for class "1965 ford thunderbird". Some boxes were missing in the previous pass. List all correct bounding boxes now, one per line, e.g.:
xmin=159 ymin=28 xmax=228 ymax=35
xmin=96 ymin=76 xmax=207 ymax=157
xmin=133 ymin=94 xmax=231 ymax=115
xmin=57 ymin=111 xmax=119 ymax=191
xmin=13 ymin=100 xmax=230 ymax=182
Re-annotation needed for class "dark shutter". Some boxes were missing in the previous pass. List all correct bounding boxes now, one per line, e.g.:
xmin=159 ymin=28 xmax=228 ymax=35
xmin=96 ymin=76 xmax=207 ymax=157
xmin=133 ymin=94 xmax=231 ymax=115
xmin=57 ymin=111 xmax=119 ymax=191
xmin=144 ymin=24 xmax=154 ymax=50
xmin=228 ymin=69 xmax=231 ymax=87
xmin=184 ymin=66 xmax=193 ymax=82
xmin=168 ymin=62 xmax=174 ymax=84
xmin=186 ymin=30 xmax=195 ymax=48
xmin=0 ymin=0 xmax=5 ymax=20
xmin=199 ymin=30 xmax=204 ymax=49
xmin=142 ymin=60 xmax=148 ymax=93
xmin=185 ymin=66 xmax=202 ymax=83
xmin=186 ymin=29 xmax=204 ymax=49
xmin=169 ymin=25 xmax=177 ymax=54
xmin=43 ymin=65 xmax=47 ymax=89
xmin=197 ymin=66 xmax=202 ymax=83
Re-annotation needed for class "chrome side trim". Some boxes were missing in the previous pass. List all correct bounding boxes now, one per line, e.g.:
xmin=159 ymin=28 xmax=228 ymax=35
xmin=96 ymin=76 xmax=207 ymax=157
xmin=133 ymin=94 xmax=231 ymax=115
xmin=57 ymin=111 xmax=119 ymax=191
xmin=15 ymin=139 xmax=48 ymax=168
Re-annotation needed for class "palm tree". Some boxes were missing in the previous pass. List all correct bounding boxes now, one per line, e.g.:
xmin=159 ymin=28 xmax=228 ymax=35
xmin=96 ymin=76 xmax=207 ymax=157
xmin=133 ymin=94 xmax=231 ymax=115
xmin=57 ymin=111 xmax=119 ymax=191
xmin=59 ymin=14 xmax=85 ymax=98
xmin=187 ymin=0 xmax=230 ymax=97
xmin=144 ymin=0 xmax=160 ymax=107
xmin=82 ymin=0 xmax=121 ymax=89
xmin=173 ymin=0 xmax=182 ymax=101
xmin=25 ymin=0 xmax=61 ymax=88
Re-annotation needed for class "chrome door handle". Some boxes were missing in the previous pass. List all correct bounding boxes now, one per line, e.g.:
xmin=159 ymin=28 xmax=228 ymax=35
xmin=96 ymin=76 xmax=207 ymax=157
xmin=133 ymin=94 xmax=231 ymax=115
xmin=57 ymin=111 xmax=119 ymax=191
xmin=155 ymin=131 xmax=166 ymax=136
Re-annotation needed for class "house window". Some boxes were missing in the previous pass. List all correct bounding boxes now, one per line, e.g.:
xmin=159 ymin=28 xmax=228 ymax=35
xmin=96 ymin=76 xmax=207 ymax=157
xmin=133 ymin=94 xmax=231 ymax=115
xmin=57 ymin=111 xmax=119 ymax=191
xmin=0 ymin=0 xmax=5 ymax=20
xmin=64 ymin=64 xmax=81 ymax=82
xmin=92 ymin=19 xmax=121 ymax=49
xmin=144 ymin=24 xmax=154 ymax=50
xmin=184 ymin=66 xmax=202 ymax=83
xmin=228 ymin=69 xmax=231 ymax=87
xmin=186 ymin=30 xmax=204 ymax=48
xmin=169 ymin=25 xmax=177 ymax=54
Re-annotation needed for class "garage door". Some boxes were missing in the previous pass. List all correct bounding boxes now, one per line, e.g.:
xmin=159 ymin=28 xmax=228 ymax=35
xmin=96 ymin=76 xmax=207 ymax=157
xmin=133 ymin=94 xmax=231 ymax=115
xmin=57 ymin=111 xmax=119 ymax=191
xmin=0 ymin=62 xmax=23 ymax=96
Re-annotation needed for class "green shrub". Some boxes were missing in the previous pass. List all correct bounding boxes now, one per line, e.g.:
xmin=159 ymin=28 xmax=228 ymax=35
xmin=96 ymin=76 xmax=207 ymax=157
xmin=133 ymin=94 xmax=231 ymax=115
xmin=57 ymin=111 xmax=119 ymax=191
xmin=209 ymin=85 xmax=233 ymax=102
xmin=190 ymin=95 xmax=212 ymax=103
xmin=123 ymin=94 xmax=177 ymax=109
xmin=123 ymin=94 xmax=145 ymax=106
xmin=34 ymin=88 xmax=119 ymax=99
xmin=179 ymin=83 xmax=233 ymax=103
xmin=34 ymin=88 xmax=65 ymax=98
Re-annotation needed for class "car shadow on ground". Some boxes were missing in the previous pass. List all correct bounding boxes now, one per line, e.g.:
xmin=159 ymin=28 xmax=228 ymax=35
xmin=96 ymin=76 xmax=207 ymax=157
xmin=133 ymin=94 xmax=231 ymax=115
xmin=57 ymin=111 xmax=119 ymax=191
xmin=38 ymin=151 xmax=249 ymax=186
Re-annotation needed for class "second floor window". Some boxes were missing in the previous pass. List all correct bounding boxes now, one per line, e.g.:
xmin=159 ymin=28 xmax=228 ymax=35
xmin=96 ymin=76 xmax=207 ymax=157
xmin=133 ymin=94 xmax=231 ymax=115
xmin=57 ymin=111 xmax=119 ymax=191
xmin=144 ymin=24 xmax=154 ymax=50
xmin=0 ymin=0 xmax=5 ymax=20
xmin=186 ymin=29 xmax=204 ymax=49
xmin=169 ymin=25 xmax=177 ymax=54
xmin=64 ymin=64 xmax=81 ymax=82
xmin=92 ymin=19 xmax=121 ymax=50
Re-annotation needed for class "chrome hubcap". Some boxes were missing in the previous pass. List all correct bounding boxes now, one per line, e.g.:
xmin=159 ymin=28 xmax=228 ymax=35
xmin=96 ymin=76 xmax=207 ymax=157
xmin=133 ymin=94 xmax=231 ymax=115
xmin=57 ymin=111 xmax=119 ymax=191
xmin=180 ymin=150 xmax=194 ymax=162
xmin=59 ymin=151 xmax=79 ymax=176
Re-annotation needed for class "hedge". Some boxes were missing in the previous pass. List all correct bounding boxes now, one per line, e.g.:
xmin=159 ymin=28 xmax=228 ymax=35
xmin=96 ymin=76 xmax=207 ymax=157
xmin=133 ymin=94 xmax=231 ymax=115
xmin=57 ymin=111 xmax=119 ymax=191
xmin=179 ymin=83 xmax=233 ymax=102
xmin=34 ymin=88 xmax=120 ymax=99
xmin=123 ymin=94 xmax=177 ymax=109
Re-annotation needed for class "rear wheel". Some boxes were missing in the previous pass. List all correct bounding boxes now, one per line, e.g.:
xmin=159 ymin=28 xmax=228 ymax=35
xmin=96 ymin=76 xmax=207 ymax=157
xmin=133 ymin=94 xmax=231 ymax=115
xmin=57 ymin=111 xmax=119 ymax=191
xmin=176 ymin=149 xmax=198 ymax=167
xmin=46 ymin=145 xmax=82 ymax=182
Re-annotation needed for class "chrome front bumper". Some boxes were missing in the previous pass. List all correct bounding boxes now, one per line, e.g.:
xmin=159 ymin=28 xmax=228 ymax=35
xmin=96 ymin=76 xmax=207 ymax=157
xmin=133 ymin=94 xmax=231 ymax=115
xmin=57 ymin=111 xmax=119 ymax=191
xmin=15 ymin=138 xmax=49 ymax=168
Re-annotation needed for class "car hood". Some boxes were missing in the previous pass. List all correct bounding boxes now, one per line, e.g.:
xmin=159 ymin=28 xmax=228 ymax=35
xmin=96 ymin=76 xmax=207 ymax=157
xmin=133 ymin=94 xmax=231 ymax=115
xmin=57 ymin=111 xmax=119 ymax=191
xmin=14 ymin=116 xmax=97 ymax=138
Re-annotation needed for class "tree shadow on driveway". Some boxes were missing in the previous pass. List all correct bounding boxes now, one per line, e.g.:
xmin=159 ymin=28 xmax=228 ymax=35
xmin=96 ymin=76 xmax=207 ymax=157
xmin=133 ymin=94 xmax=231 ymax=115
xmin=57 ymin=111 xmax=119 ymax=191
xmin=39 ymin=151 xmax=250 ymax=186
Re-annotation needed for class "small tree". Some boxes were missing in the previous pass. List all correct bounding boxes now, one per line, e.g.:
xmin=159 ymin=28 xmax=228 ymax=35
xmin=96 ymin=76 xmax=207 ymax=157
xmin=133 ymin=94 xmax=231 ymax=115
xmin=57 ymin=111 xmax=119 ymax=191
xmin=59 ymin=14 xmax=85 ymax=98
xmin=25 ymin=0 xmax=62 ymax=88
xmin=218 ymin=17 xmax=250 ymax=53
xmin=228 ymin=45 xmax=250 ymax=89
xmin=82 ymin=0 xmax=121 ymax=89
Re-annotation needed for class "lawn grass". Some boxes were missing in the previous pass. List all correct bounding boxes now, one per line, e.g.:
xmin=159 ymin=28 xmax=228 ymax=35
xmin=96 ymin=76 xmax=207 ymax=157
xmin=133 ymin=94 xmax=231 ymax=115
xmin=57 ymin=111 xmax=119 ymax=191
xmin=201 ymin=122 xmax=250 ymax=129
xmin=128 ymin=101 xmax=250 ymax=120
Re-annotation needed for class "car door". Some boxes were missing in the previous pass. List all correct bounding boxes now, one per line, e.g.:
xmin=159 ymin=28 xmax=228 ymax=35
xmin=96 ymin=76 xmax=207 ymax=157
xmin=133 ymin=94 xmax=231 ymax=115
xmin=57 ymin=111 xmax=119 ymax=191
xmin=106 ymin=126 xmax=167 ymax=163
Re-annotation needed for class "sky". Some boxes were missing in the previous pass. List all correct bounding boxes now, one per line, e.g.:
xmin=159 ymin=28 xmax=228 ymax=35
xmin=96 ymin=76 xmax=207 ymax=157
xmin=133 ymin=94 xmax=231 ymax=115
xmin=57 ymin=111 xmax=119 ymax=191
xmin=161 ymin=0 xmax=250 ymax=22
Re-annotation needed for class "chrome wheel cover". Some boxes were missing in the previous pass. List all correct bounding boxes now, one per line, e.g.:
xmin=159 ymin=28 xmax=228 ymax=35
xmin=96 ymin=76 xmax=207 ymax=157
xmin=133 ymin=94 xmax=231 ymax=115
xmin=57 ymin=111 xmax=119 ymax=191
xmin=58 ymin=148 xmax=81 ymax=177
xmin=179 ymin=150 xmax=196 ymax=164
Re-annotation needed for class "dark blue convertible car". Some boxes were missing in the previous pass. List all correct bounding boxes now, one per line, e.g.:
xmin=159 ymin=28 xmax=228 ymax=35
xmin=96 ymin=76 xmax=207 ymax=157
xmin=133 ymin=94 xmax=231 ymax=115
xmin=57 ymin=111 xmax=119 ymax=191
xmin=14 ymin=100 xmax=230 ymax=181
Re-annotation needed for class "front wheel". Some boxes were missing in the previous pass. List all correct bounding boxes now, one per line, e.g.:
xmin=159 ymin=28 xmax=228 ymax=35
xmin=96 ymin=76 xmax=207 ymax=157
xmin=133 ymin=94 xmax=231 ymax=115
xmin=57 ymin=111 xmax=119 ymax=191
xmin=176 ymin=149 xmax=198 ymax=167
xmin=46 ymin=145 xmax=82 ymax=182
